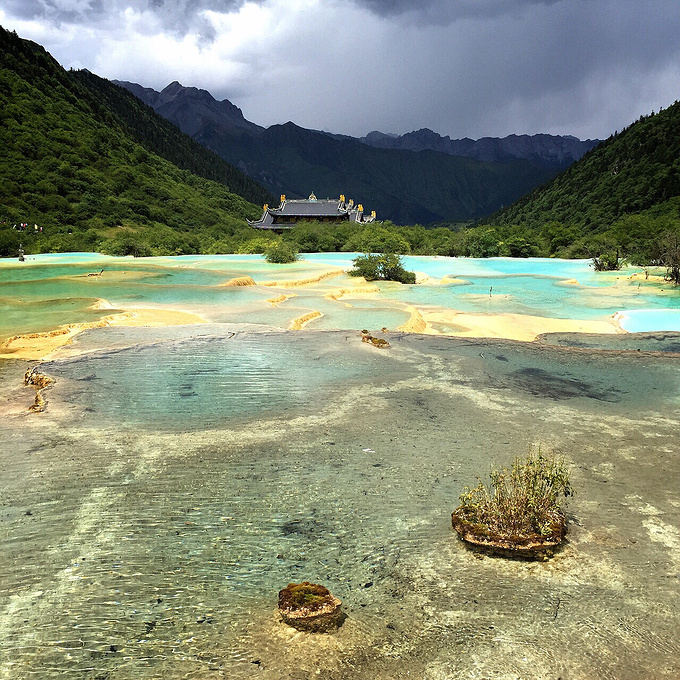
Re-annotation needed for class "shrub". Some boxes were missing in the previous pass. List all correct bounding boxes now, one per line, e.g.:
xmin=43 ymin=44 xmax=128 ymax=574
xmin=238 ymin=237 xmax=276 ymax=254
xmin=343 ymin=226 xmax=411 ymax=254
xmin=499 ymin=235 xmax=540 ymax=258
xmin=100 ymin=234 xmax=151 ymax=257
xmin=591 ymin=249 xmax=624 ymax=271
xmin=264 ymin=240 xmax=300 ymax=264
xmin=453 ymin=450 xmax=572 ymax=543
xmin=463 ymin=229 xmax=500 ymax=257
xmin=349 ymin=253 xmax=416 ymax=283
xmin=660 ymin=231 xmax=680 ymax=285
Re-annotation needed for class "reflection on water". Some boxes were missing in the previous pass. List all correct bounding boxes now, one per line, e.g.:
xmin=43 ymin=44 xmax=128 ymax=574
xmin=2 ymin=331 xmax=680 ymax=678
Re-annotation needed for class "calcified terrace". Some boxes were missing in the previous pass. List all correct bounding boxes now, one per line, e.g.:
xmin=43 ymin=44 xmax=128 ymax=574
xmin=1 ymin=252 xmax=679 ymax=360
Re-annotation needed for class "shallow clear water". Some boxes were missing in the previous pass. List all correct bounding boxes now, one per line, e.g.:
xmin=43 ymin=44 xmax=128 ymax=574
xmin=2 ymin=256 xmax=680 ymax=678
xmin=2 ymin=330 xmax=680 ymax=678
xmin=42 ymin=332 xmax=391 ymax=430
xmin=378 ymin=274 xmax=640 ymax=319
xmin=616 ymin=308 xmax=680 ymax=332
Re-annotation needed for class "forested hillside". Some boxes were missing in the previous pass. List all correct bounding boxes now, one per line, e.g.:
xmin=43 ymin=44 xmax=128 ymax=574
xmin=0 ymin=27 xmax=269 ymax=256
xmin=478 ymin=101 xmax=680 ymax=263
xmin=490 ymin=102 xmax=680 ymax=230
xmin=72 ymin=70 xmax=271 ymax=206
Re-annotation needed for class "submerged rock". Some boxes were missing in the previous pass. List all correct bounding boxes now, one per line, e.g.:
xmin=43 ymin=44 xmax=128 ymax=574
xmin=451 ymin=510 xmax=567 ymax=559
xmin=278 ymin=581 xmax=345 ymax=633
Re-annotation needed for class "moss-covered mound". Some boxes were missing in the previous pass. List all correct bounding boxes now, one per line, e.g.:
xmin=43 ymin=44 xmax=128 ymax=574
xmin=278 ymin=582 xmax=345 ymax=632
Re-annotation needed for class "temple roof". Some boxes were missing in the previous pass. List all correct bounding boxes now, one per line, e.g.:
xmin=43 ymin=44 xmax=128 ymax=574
xmin=269 ymin=200 xmax=347 ymax=217
xmin=248 ymin=192 xmax=375 ymax=229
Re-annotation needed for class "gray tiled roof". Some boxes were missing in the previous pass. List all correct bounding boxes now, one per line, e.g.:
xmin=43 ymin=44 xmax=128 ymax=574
xmin=248 ymin=193 xmax=374 ymax=228
xmin=270 ymin=200 xmax=346 ymax=217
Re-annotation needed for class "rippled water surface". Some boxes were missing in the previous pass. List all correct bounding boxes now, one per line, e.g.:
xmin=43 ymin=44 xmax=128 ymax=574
xmin=2 ymin=330 xmax=680 ymax=678
xmin=42 ymin=332 xmax=392 ymax=430
xmin=2 ymin=253 xmax=680 ymax=678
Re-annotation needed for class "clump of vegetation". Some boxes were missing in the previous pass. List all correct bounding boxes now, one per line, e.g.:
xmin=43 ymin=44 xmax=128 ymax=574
xmin=660 ymin=231 xmax=680 ymax=285
xmin=360 ymin=333 xmax=390 ymax=348
xmin=360 ymin=330 xmax=390 ymax=348
xmin=263 ymin=240 xmax=300 ymax=264
xmin=24 ymin=366 xmax=56 ymax=413
xmin=349 ymin=253 xmax=416 ymax=283
xmin=591 ymin=248 xmax=624 ymax=271
xmin=452 ymin=450 xmax=572 ymax=556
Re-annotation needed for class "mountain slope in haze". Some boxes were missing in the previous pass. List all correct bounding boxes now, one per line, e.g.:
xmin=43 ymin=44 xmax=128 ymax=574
xmin=359 ymin=129 xmax=599 ymax=170
xmin=487 ymin=101 xmax=680 ymax=231
xmin=74 ymin=72 xmax=271 ymax=207
xmin=196 ymin=120 xmax=555 ymax=225
xmin=116 ymin=81 xmax=560 ymax=224
xmin=0 ymin=26 xmax=265 ymax=254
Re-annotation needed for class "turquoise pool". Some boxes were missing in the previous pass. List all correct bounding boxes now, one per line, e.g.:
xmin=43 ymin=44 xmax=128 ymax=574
xmin=1 ymin=253 xmax=680 ymax=338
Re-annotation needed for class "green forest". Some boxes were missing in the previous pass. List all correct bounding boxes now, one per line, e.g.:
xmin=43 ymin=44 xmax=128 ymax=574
xmin=483 ymin=100 xmax=680 ymax=265
xmin=0 ymin=26 xmax=270 ymax=257
xmin=1 ymin=25 xmax=679 ymax=270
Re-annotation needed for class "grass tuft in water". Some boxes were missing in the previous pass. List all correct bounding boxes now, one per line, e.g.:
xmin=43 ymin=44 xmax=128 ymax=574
xmin=452 ymin=450 xmax=572 ymax=553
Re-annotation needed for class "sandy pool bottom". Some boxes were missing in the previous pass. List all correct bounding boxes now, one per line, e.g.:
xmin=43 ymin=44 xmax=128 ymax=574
xmin=1 ymin=329 xmax=679 ymax=679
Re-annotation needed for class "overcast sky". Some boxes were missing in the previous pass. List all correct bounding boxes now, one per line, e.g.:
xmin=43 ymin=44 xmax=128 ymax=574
xmin=2 ymin=0 xmax=679 ymax=140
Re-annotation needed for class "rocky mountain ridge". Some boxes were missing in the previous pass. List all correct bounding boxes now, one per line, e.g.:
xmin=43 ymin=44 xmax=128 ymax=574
xmin=114 ymin=80 xmax=263 ymax=137
xmin=115 ymin=80 xmax=570 ymax=223
xmin=359 ymin=129 xmax=599 ymax=169
xmin=118 ymin=80 xmax=597 ymax=170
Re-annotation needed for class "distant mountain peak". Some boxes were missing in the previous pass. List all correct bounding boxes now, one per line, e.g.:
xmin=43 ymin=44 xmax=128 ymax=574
xmin=113 ymin=79 xmax=595 ymax=223
xmin=116 ymin=80 xmax=263 ymax=137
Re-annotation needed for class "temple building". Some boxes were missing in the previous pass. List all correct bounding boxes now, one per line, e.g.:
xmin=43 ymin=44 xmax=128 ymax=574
xmin=248 ymin=192 xmax=377 ymax=231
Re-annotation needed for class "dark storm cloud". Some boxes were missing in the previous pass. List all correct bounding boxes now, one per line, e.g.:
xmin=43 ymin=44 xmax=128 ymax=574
xmin=128 ymin=0 xmax=247 ymax=38
xmin=352 ymin=0 xmax=561 ymax=24
xmin=2 ymin=0 xmax=679 ymax=140
xmin=1 ymin=0 xmax=247 ymax=38
xmin=2 ymin=0 xmax=104 ymax=24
